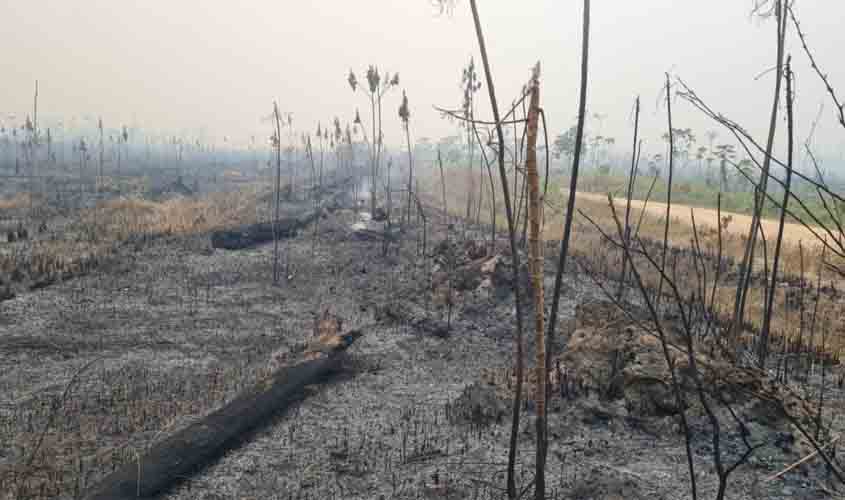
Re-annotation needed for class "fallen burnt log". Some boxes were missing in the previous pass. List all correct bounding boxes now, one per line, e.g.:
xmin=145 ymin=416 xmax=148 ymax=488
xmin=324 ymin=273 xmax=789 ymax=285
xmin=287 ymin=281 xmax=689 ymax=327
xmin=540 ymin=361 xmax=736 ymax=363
xmin=211 ymin=185 xmax=351 ymax=250
xmin=82 ymin=331 xmax=362 ymax=500
xmin=210 ymin=210 xmax=318 ymax=250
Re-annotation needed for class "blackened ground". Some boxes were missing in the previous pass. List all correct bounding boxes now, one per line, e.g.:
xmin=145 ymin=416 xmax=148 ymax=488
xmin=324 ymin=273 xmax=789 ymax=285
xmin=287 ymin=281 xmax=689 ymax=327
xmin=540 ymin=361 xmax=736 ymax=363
xmin=1 ymin=200 xmax=843 ymax=500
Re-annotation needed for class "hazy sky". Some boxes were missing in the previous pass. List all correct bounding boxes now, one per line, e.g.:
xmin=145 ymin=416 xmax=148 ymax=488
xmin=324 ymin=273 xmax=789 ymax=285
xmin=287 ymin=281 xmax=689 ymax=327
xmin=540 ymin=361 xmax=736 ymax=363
xmin=3 ymin=1 xmax=844 ymax=157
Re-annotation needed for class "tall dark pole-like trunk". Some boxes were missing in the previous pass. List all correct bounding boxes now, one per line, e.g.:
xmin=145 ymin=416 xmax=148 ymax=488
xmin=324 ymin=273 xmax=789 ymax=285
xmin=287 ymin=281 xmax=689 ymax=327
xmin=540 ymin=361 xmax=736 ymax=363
xmin=312 ymin=131 xmax=325 ymax=255
xmin=656 ymin=74 xmax=675 ymax=309
xmin=438 ymin=149 xmax=448 ymax=221
xmin=31 ymin=80 xmax=38 ymax=219
xmin=272 ymin=102 xmax=283 ymax=284
xmin=371 ymin=97 xmax=378 ymax=215
xmin=759 ymin=56 xmax=794 ymax=368
xmin=376 ymin=93 xmax=385 ymax=216
xmin=99 ymin=124 xmax=104 ymax=192
xmin=545 ymin=5 xmax=591 ymax=476
xmin=471 ymin=123 xmax=497 ymax=247
xmin=618 ymin=97 xmax=640 ymax=299
xmin=466 ymin=91 xmax=476 ymax=229
xmin=731 ymin=0 xmax=787 ymax=353
xmin=405 ymin=124 xmax=413 ymax=227
xmin=468 ymin=2 xmax=526 ymax=497
xmin=384 ymin=157 xmax=393 ymax=257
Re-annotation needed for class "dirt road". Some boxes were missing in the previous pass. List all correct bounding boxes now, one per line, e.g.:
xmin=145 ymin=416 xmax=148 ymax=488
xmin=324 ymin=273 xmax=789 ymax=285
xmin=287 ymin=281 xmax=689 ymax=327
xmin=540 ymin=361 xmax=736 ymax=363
xmin=573 ymin=191 xmax=824 ymax=247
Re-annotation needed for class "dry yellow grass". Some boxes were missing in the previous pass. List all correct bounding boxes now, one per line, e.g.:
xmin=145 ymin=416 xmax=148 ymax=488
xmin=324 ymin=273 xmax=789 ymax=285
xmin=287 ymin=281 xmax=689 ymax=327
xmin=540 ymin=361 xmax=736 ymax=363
xmin=574 ymin=191 xmax=822 ymax=246
xmin=0 ymin=192 xmax=38 ymax=211
xmin=554 ymin=192 xmax=845 ymax=358
xmin=423 ymin=167 xmax=844 ymax=358
xmin=569 ymin=191 xmax=842 ymax=275
xmin=0 ymin=186 xmax=268 ymax=291
xmin=82 ymin=189 xmax=259 ymax=242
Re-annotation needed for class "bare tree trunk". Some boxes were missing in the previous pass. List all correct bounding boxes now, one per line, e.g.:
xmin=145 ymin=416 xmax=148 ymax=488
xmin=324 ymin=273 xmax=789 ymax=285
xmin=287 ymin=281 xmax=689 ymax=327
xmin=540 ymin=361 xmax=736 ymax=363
xmin=405 ymin=123 xmax=414 ymax=228
xmin=415 ymin=178 xmax=427 ymax=257
xmin=384 ymin=158 xmax=393 ymax=257
xmin=31 ymin=80 xmax=38 ymax=220
xmin=471 ymin=123 xmax=497 ymax=247
xmin=656 ymin=74 xmax=675 ymax=309
xmin=474 ymin=100 xmax=485 ymax=227
xmin=475 ymin=162 xmax=484 ymax=225
xmin=817 ymin=318 xmax=829 ymax=441
xmin=520 ymin=178 xmax=529 ymax=247
xmin=98 ymin=122 xmax=104 ymax=194
xmin=370 ymin=97 xmax=378 ymax=215
xmin=289 ymin=123 xmax=296 ymax=201
xmin=376 ymin=93 xmax=385 ymax=213
xmin=95 ymin=119 xmax=103 ymax=231
xmin=524 ymin=67 xmax=546 ymax=500
xmin=272 ymin=102 xmax=283 ymax=284
xmin=731 ymin=0 xmax=787 ymax=353
xmin=545 ymin=5 xmax=591 ymax=473
xmin=79 ymin=147 xmax=85 ymax=209
xmin=468 ymin=2 xmax=527 ymax=497
xmin=438 ymin=149 xmax=448 ymax=222
xmin=759 ymin=56 xmax=794 ymax=367
xmin=796 ymin=241 xmax=806 ymax=378
xmin=618 ymin=97 xmax=640 ymax=299
xmin=312 ymin=132 xmax=325 ymax=255
xmin=466 ymin=124 xmax=475 ymax=227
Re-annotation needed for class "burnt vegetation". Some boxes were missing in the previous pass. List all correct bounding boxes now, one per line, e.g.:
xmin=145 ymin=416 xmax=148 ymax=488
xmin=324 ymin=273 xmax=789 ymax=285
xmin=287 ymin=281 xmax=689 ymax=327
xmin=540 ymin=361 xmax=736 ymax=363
xmin=2 ymin=1 xmax=845 ymax=499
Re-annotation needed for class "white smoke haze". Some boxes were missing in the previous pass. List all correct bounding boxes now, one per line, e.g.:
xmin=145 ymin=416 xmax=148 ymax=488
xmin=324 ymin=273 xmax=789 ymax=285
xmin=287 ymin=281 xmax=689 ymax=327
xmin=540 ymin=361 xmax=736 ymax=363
xmin=3 ymin=0 xmax=844 ymax=160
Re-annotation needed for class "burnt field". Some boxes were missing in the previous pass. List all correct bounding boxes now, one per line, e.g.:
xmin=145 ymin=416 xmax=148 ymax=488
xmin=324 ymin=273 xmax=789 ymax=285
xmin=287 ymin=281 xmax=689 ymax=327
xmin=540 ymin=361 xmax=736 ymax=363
xmin=4 ymin=1 xmax=845 ymax=498
xmin=0 ymin=186 xmax=843 ymax=500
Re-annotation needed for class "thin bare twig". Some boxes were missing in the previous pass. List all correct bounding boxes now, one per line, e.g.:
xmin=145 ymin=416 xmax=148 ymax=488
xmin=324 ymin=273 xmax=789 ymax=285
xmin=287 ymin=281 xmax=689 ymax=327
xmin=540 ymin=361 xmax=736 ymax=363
xmin=765 ymin=435 xmax=841 ymax=482
xmin=788 ymin=6 xmax=845 ymax=129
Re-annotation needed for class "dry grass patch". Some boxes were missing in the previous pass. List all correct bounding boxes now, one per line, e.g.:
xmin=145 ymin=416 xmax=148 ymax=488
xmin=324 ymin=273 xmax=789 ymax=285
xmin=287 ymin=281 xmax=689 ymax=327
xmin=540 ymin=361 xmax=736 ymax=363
xmin=83 ymin=189 xmax=260 ymax=241
xmin=0 ymin=193 xmax=36 ymax=211
xmin=423 ymin=168 xmax=845 ymax=359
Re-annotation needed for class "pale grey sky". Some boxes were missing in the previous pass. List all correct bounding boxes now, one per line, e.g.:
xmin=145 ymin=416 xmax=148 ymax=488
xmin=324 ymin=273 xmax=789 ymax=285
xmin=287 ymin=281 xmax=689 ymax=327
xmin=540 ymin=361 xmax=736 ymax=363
xmin=3 ymin=1 xmax=844 ymax=157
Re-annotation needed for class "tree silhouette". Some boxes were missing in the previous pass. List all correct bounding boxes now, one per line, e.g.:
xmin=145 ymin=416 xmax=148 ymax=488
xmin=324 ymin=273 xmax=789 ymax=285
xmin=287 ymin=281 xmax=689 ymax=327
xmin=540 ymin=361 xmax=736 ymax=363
xmin=662 ymin=127 xmax=695 ymax=167
xmin=713 ymin=143 xmax=737 ymax=192
xmin=552 ymin=125 xmax=578 ymax=166
xmin=398 ymin=90 xmax=414 ymax=226
xmin=735 ymin=158 xmax=754 ymax=193
xmin=348 ymin=66 xmax=400 ymax=214
xmin=460 ymin=57 xmax=482 ymax=223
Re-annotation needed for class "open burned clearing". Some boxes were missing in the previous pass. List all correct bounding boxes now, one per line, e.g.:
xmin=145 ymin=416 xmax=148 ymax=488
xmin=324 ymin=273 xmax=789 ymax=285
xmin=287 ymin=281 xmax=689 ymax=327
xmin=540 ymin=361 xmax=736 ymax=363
xmin=0 ymin=194 xmax=842 ymax=500
xmin=5 ymin=1 xmax=845 ymax=498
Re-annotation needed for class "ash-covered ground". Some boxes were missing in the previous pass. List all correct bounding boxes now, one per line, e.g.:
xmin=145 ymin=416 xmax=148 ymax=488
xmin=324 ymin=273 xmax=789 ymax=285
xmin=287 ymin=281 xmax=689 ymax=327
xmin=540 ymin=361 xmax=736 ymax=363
xmin=1 ymin=199 xmax=843 ymax=500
